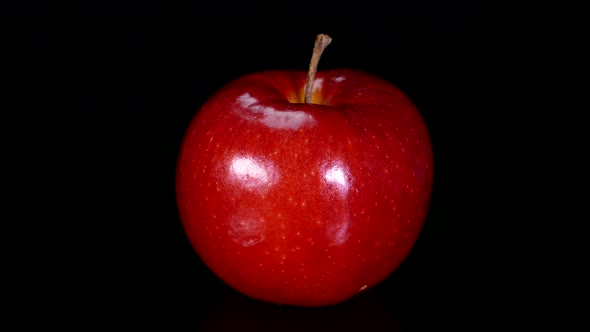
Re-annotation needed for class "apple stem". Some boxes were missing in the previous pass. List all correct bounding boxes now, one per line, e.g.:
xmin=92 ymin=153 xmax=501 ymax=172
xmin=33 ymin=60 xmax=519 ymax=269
xmin=304 ymin=34 xmax=332 ymax=104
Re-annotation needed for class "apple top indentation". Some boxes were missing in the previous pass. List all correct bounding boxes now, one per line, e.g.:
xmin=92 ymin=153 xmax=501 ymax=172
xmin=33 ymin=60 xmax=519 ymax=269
xmin=236 ymin=92 xmax=316 ymax=130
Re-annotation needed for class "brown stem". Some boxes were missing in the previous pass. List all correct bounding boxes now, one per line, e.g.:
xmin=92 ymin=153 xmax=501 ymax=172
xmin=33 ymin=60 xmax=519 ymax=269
xmin=304 ymin=34 xmax=332 ymax=104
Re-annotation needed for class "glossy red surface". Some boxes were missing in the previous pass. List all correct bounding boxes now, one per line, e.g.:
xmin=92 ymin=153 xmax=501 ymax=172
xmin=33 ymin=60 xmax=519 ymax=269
xmin=176 ymin=69 xmax=434 ymax=306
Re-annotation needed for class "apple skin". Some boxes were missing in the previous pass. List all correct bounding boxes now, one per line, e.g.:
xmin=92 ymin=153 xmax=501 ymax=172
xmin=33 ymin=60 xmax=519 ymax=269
xmin=176 ymin=68 xmax=434 ymax=307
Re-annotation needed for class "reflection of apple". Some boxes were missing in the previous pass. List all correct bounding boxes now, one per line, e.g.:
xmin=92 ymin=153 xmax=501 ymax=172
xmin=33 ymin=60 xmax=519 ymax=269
xmin=196 ymin=289 xmax=405 ymax=332
xmin=176 ymin=34 xmax=434 ymax=306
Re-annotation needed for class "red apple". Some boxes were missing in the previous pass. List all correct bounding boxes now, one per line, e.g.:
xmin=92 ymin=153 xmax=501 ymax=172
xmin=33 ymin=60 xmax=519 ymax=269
xmin=176 ymin=35 xmax=434 ymax=306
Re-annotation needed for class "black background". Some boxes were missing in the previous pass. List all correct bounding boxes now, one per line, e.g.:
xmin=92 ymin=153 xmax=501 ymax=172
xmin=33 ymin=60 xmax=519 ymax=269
xmin=3 ymin=3 xmax=518 ymax=331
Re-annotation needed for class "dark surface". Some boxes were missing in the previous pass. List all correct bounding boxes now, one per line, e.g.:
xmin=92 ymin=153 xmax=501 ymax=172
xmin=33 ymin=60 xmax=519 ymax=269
xmin=3 ymin=7 xmax=516 ymax=331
